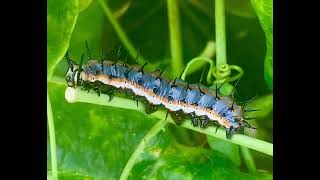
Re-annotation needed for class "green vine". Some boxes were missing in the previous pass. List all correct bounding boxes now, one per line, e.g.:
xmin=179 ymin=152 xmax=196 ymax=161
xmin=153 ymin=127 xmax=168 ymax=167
xmin=181 ymin=57 xmax=215 ymax=83
xmin=213 ymin=0 xmax=254 ymax=171
xmin=240 ymin=146 xmax=256 ymax=173
xmin=167 ymin=0 xmax=184 ymax=77
xmin=215 ymin=0 xmax=227 ymax=66
xmin=65 ymin=87 xmax=273 ymax=156
xmin=48 ymin=91 xmax=58 ymax=180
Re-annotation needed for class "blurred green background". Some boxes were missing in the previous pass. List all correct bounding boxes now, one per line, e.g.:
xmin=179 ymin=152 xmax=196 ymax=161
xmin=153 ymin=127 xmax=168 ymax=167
xmin=48 ymin=0 xmax=273 ymax=179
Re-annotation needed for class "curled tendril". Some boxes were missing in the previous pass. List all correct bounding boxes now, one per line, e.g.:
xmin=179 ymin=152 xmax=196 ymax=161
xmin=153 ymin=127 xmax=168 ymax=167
xmin=212 ymin=64 xmax=244 ymax=84
xmin=180 ymin=57 xmax=214 ymax=83
xmin=181 ymin=56 xmax=244 ymax=87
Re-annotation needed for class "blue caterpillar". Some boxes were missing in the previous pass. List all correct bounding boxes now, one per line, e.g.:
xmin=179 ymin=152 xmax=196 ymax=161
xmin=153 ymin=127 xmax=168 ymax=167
xmin=65 ymin=52 xmax=255 ymax=139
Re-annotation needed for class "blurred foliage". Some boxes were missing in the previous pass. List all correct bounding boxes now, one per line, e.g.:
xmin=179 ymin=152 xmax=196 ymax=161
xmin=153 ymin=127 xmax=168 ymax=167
xmin=47 ymin=0 xmax=78 ymax=79
xmin=207 ymin=136 xmax=241 ymax=167
xmin=48 ymin=0 xmax=273 ymax=179
xmin=79 ymin=0 xmax=93 ymax=12
xmin=250 ymin=0 xmax=273 ymax=89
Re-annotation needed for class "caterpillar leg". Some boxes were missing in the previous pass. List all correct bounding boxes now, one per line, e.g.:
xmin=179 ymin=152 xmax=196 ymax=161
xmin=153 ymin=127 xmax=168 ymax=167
xmin=95 ymin=89 xmax=101 ymax=96
xmin=106 ymin=91 xmax=114 ymax=102
xmin=237 ymin=126 xmax=245 ymax=134
xmin=132 ymin=95 xmax=140 ymax=107
xmin=81 ymin=81 xmax=92 ymax=92
xmin=226 ymin=126 xmax=235 ymax=139
xmin=199 ymin=115 xmax=209 ymax=128
xmin=100 ymin=85 xmax=115 ymax=102
xmin=190 ymin=112 xmax=199 ymax=127
xmin=145 ymin=103 xmax=158 ymax=114
xmin=123 ymin=89 xmax=134 ymax=97
xmin=215 ymin=125 xmax=221 ymax=133
xmin=93 ymin=81 xmax=103 ymax=97
xmin=170 ymin=110 xmax=185 ymax=125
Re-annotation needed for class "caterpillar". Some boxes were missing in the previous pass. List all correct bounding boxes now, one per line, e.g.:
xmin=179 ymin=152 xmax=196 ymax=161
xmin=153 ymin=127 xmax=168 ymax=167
xmin=65 ymin=47 xmax=255 ymax=139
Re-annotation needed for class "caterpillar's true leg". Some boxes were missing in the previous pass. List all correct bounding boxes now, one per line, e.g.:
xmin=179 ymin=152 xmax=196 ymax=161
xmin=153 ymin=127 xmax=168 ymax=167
xmin=81 ymin=81 xmax=92 ymax=93
xmin=170 ymin=109 xmax=185 ymax=125
xmin=106 ymin=90 xmax=115 ymax=102
xmin=93 ymin=81 xmax=103 ymax=97
xmin=190 ymin=112 xmax=199 ymax=127
xmin=199 ymin=115 xmax=209 ymax=128
xmin=145 ymin=103 xmax=158 ymax=114
xmin=226 ymin=126 xmax=235 ymax=139
xmin=101 ymin=85 xmax=115 ymax=102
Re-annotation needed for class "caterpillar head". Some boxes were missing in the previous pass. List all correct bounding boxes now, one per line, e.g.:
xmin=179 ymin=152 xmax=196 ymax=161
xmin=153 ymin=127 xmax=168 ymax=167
xmin=226 ymin=103 xmax=245 ymax=138
xmin=226 ymin=117 xmax=245 ymax=139
xmin=228 ymin=106 xmax=256 ymax=138
xmin=234 ymin=120 xmax=245 ymax=134
xmin=65 ymin=59 xmax=83 ymax=87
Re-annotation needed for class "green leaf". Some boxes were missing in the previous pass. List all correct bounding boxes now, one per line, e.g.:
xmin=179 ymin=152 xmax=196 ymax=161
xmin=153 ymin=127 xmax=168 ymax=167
xmin=130 ymin=131 xmax=271 ymax=179
xmin=226 ymin=0 xmax=257 ymax=18
xmin=207 ymin=136 xmax=241 ymax=167
xmin=58 ymin=171 xmax=93 ymax=180
xmin=48 ymin=171 xmax=93 ymax=180
xmin=211 ymin=82 xmax=234 ymax=96
xmin=48 ymin=83 xmax=157 ymax=179
xmin=52 ymin=0 xmax=105 ymax=78
xmin=246 ymin=93 xmax=273 ymax=119
xmin=250 ymin=0 xmax=273 ymax=89
xmin=68 ymin=1 xmax=105 ymax=59
xmin=47 ymin=0 xmax=78 ymax=80
xmin=79 ymin=0 xmax=93 ymax=12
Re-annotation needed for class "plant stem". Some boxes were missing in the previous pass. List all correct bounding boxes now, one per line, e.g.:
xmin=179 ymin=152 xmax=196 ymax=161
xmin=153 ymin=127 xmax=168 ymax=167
xmin=119 ymin=119 xmax=167 ymax=180
xmin=167 ymin=0 xmax=184 ymax=77
xmin=215 ymin=0 xmax=227 ymax=66
xmin=65 ymin=87 xmax=273 ymax=156
xmin=200 ymin=41 xmax=216 ymax=58
xmin=240 ymin=146 xmax=256 ymax=173
xmin=97 ymin=0 xmax=145 ymax=63
xmin=47 ymin=91 xmax=58 ymax=180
